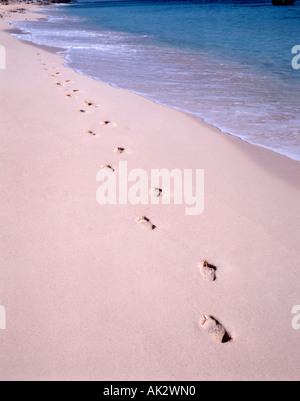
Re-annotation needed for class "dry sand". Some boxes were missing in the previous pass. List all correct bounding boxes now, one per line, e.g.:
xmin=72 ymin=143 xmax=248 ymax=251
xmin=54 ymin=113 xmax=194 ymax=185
xmin=0 ymin=4 xmax=300 ymax=381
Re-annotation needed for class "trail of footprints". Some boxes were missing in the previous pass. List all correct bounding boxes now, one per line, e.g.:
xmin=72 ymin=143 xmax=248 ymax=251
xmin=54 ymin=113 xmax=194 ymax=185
xmin=36 ymin=51 xmax=233 ymax=346
xmin=199 ymin=260 xmax=232 ymax=343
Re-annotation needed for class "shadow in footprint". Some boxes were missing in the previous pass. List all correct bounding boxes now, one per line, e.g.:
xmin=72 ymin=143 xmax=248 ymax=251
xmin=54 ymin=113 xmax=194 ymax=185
xmin=222 ymin=331 xmax=233 ymax=344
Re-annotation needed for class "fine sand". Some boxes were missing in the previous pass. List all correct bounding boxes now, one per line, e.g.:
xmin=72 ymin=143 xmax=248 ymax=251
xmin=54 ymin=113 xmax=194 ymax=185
xmin=0 ymin=4 xmax=300 ymax=381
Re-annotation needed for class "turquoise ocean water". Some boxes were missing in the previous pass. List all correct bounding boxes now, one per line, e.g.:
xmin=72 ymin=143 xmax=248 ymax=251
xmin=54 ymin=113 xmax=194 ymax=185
xmin=12 ymin=0 xmax=300 ymax=160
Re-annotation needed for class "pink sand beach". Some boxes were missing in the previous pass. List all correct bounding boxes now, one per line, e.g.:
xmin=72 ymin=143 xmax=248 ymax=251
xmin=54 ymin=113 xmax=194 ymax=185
xmin=0 ymin=3 xmax=300 ymax=381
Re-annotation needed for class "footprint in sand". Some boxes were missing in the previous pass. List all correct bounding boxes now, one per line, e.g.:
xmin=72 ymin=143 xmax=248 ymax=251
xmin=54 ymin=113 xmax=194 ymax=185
xmin=55 ymin=82 xmax=65 ymax=87
xmin=101 ymin=164 xmax=115 ymax=172
xmin=114 ymin=147 xmax=125 ymax=154
xmin=78 ymin=109 xmax=87 ymax=114
xmin=200 ymin=260 xmax=217 ymax=282
xmin=99 ymin=121 xmax=113 ymax=126
xmin=200 ymin=315 xmax=231 ymax=343
xmin=65 ymin=94 xmax=76 ymax=99
xmin=85 ymin=100 xmax=100 ymax=108
xmin=85 ymin=130 xmax=97 ymax=137
xmin=150 ymin=188 xmax=163 ymax=198
xmin=136 ymin=216 xmax=156 ymax=231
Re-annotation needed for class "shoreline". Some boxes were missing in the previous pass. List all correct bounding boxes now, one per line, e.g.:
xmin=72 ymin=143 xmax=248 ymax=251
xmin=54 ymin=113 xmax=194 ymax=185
xmin=1 ymin=4 xmax=300 ymax=381
xmin=9 ymin=3 xmax=300 ymax=164
xmin=60 ymin=60 xmax=300 ymax=165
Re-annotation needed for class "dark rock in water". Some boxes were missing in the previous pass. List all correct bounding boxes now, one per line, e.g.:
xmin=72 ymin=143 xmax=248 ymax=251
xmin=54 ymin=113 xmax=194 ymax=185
xmin=272 ymin=0 xmax=296 ymax=5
